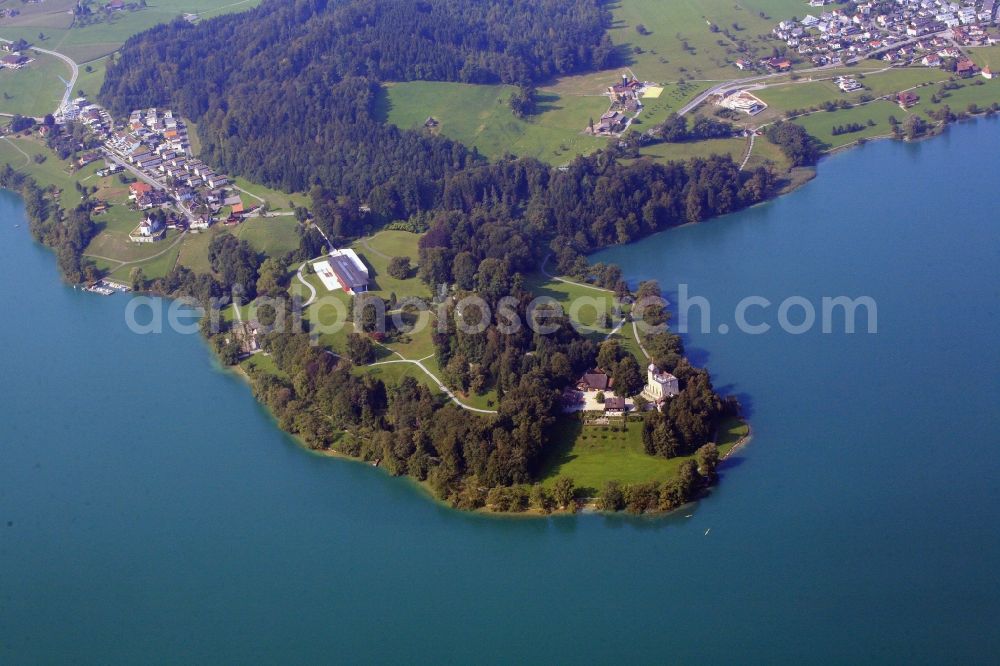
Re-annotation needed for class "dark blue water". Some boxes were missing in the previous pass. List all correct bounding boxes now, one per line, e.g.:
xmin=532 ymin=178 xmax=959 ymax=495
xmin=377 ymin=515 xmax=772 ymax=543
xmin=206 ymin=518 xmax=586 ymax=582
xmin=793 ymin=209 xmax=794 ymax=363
xmin=2 ymin=121 xmax=999 ymax=664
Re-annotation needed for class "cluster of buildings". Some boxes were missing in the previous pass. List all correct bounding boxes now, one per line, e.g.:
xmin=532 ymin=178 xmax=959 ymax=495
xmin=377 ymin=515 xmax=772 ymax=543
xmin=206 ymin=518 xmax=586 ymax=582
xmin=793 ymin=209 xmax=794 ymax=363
xmin=58 ymin=97 xmax=113 ymax=135
xmin=101 ymin=107 xmax=247 ymax=238
xmin=564 ymin=363 xmax=680 ymax=415
xmin=590 ymin=74 xmax=655 ymax=136
xmin=836 ymin=76 xmax=864 ymax=92
xmin=766 ymin=0 xmax=1000 ymax=69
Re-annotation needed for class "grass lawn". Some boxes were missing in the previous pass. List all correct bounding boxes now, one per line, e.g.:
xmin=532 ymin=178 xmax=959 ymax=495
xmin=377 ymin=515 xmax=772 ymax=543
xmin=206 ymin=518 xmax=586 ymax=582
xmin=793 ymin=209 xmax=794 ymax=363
xmin=235 ymin=217 xmax=300 ymax=257
xmin=360 ymin=229 xmax=422 ymax=263
xmin=229 ymin=175 xmax=308 ymax=211
xmin=522 ymin=270 xmax=619 ymax=337
xmin=73 ymin=55 xmax=109 ymax=100
xmin=176 ymin=226 xmax=224 ymax=274
xmin=0 ymin=50 xmax=71 ymax=118
xmin=0 ymin=133 xmax=99 ymax=195
xmin=793 ymin=100 xmax=906 ymax=150
xmin=350 ymin=235 xmax=431 ymax=301
xmin=538 ymin=415 xmax=748 ymax=497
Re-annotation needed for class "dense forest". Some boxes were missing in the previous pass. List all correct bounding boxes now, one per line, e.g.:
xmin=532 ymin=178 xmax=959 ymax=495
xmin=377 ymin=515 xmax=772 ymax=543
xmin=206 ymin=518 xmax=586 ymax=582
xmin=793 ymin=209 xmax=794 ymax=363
xmin=100 ymin=0 xmax=614 ymax=208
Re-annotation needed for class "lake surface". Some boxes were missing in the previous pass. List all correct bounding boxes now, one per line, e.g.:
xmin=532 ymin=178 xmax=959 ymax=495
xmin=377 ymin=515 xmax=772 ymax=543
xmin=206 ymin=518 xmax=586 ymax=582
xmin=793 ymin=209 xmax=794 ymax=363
xmin=2 ymin=121 xmax=999 ymax=664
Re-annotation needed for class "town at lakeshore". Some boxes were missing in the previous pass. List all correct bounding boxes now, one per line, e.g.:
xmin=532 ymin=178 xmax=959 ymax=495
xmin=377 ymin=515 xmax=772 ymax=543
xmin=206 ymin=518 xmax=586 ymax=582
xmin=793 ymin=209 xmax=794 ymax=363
xmin=2 ymin=0 xmax=1000 ymax=514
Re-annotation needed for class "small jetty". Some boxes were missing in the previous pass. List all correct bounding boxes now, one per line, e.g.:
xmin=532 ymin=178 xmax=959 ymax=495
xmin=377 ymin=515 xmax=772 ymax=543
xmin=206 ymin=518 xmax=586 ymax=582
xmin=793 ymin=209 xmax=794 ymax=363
xmin=83 ymin=279 xmax=131 ymax=296
xmin=84 ymin=284 xmax=114 ymax=296
xmin=100 ymin=279 xmax=132 ymax=292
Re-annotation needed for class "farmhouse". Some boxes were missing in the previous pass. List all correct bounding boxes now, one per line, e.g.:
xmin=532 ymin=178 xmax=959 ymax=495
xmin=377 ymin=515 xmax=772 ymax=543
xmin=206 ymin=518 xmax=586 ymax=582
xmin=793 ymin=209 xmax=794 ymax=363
xmin=1 ymin=53 xmax=28 ymax=69
xmin=313 ymin=249 xmax=369 ymax=294
xmin=956 ymin=59 xmax=978 ymax=77
xmin=594 ymin=110 xmax=628 ymax=135
xmin=897 ymin=91 xmax=920 ymax=108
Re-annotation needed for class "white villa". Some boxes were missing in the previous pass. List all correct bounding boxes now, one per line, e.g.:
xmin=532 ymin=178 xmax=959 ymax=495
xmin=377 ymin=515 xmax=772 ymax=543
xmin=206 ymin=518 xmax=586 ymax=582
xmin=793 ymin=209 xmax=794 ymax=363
xmin=643 ymin=363 xmax=679 ymax=402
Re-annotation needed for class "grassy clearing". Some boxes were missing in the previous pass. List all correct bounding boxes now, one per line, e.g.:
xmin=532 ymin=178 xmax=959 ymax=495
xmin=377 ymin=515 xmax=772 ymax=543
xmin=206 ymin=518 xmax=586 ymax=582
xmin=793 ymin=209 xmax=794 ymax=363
xmin=176 ymin=226 xmax=223 ymax=274
xmin=378 ymin=80 xmax=609 ymax=164
xmin=361 ymin=229 xmax=422 ymax=263
xmin=229 ymin=175 xmax=307 ymax=211
xmin=538 ymin=415 xmax=748 ymax=497
xmin=241 ymin=353 xmax=287 ymax=380
xmin=350 ymin=232 xmax=431 ymax=301
xmin=638 ymin=135 xmax=747 ymax=163
xmin=522 ymin=270 xmax=618 ymax=339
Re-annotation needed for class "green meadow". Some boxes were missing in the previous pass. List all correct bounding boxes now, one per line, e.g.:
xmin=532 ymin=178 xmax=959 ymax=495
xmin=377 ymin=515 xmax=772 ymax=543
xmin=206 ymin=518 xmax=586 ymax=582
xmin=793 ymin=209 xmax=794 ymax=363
xmin=0 ymin=50 xmax=71 ymax=117
xmin=377 ymin=80 xmax=609 ymax=165
xmin=0 ymin=0 xmax=263 ymax=63
xmin=792 ymin=100 xmax=907 ymax=149
xmin=539 ymin=416 xmax=748 ymax=497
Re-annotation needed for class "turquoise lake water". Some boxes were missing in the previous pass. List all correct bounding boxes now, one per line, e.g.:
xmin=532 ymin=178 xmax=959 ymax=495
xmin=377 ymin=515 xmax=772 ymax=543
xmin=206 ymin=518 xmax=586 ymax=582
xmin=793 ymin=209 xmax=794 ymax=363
xmin=2 ymin=121 xmax=999 ymax=663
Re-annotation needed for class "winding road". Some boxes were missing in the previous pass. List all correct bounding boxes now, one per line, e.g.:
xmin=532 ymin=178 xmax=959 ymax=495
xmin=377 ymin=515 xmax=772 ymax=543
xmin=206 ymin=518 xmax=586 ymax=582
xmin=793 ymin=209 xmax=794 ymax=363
xmin=0 ymin=38 xmax=79 ymax=117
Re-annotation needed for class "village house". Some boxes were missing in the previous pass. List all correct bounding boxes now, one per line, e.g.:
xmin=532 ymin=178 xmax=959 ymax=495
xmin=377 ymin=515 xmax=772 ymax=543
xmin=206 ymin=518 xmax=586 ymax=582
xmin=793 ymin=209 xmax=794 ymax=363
xmin=897 ymin=91 xmax=920 ymax=108
xmin=956 ymin=58 xmax=978 ymax=77
xmin=129 ymin=182 xmax=153 ymax=200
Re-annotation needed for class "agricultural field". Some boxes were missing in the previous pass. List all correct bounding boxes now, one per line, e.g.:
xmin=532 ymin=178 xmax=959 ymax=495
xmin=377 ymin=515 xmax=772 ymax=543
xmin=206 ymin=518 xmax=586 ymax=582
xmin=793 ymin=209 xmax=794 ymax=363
xmin=0 ymin=50 xmax=71 ymax=117
xmin=605 ymin=0 xmax=803 ymax=83
xmin=0 ymin=0 xmax=263 ymax=63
